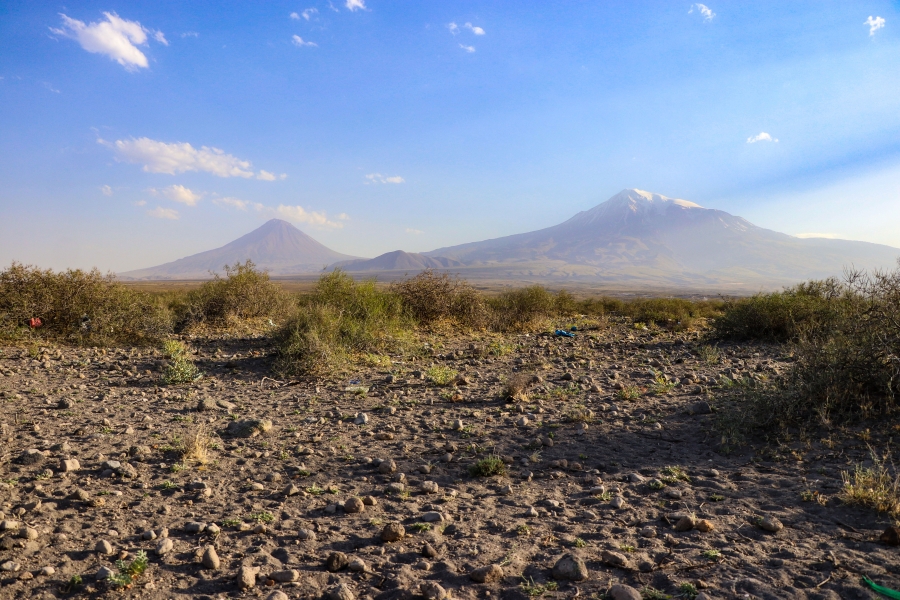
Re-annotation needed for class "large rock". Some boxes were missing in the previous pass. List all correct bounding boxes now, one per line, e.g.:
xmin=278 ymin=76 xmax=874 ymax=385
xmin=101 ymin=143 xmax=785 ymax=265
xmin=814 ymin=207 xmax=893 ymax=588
xmin=381 ymin=522 xmax=406 ymax=542
xmin=552 ymin=553 xmax=588 ymax=581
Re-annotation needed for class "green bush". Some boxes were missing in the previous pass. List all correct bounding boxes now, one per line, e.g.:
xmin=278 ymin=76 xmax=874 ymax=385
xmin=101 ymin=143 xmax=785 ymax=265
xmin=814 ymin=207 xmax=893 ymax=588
xmin=712 ymin=279 xmax=852 ymax=342
xmin=162 ymin=340 xmax=201 ymax=384
xmin=487 ymin=285 xmax=570 ymax=331
xmin=176 ymin=260 xmax=291 ymax=329
xmin=0 ymin=262 xmax=171 ymax=345
xmin=274 ymin=271 xmax=410 ymax=376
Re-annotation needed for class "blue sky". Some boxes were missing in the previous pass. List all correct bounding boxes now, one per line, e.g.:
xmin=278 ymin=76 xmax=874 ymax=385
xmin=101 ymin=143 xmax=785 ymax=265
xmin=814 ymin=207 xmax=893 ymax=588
xmin=1 ymin=1 xmax=899 ymax=271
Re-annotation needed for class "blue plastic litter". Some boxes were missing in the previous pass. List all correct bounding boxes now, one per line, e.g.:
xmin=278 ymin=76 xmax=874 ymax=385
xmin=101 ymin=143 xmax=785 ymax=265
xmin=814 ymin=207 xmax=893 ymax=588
xmin=554 ymin=329 xmax=575 ymax=338
xmin=349 ymin=379 xmax=361 ymax=384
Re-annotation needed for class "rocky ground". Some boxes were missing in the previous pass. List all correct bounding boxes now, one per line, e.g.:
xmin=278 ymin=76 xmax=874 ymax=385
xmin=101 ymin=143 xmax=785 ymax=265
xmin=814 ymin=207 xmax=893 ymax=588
xmin=0 ymin=319 xmax=898 ymax=600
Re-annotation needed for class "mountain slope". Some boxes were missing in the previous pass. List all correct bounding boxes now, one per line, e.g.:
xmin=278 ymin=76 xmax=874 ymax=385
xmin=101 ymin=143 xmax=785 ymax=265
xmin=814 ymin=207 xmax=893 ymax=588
xmin=426 ymin=189 xmax=900 ymax=284
xmin=333 ymin=250 xmax=462 ymax=272
xmin=120 ymin=219 xmax=358 ymax=279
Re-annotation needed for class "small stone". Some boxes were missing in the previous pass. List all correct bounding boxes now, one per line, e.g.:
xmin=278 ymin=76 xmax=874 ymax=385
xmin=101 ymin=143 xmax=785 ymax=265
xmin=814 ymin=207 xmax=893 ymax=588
xmin=375 ymin=432 xmax=395 ymax=441
xmin=96 ymin=566 xmax=115 ymax=580
xmin=18 ymin=449 xmax=44 ymax=465
xmin=201 ymin=546 xmax=220 ymax=569
xmin=266 ymin=592 xmax=290 ymax=600
xmin=271 ymin=569 xmax=299 ymax=582
xmin=675 ymin=515 xmax=697 ymax=532
xmin=95 ymin=539 xmax=113 ymax=555
xmin=421 ymin=511 xmax=444 ymax=523
xmin=381 ymin=522 xmax=406 ymax=542
xmin=20 ymin=527 xmax=38 ymax=541
xmin=284 ymin=483 xmax=301 ymax=496
xmin=422 ymin=543 xmax=438 ymax=558
xmin=517 ymin=416 xmax=530 ymax=427
xmin=601 ymin=550 xmax=630 ymax=569
xmin=695 ymin=519 xmax=715 ymax=532
xmin=451 ymin=419 xmax=464 ymax=430
xmin=60 ymin=459 xmax=80 ymax=472
xmin=343 ymin=496 xmax=365 ymax=514
xmin=141 ymin=530 xmax=157 ymax=540
xmin=759 ymin=516 xmax=783 ymax=533
xmin=687 ymin=401 xmax=712 ymax=415
xmin=39 ymin=566 xmax=55 ymax=576
xmin=362 ymin=496 xmax=377 ymax=506
xmin=422 ymin=582 xmax=448 ymax=600
xmin=386 ymin=482 xmax=405 ymax=494
xmin=237 ymin=565 xmax=260 ymax=589
xmin=1 ymin=561 xmax=20 ymax=572
xmin=348 ymin=557 xmax=368 ymax=572
xmin=640 ymin=526 xmax=657 ymax=538
xmin=326 ymin=552 xmax=349 ymax=572
xmin=469 ymin=564 xmax=503 ymax=583
xmin=156 ymin=538 xmax=174 ymax=556
xmin=609 ymin=583 xmax=642 ymax=600
xmin=0 ymin=520 xmax=19 ymax=531
xmin=297 ymin=528 xmax=317 ymax=541
xmin=378 ymin=459 xmax=397 ymax=474
xmin=526 ymin=506 xmax=539 ymax=517
xmin=880 ymin=526 xmax=900 ymax=546
xmin=552 ymin=553 xmax=588 ymax=581
xmin=328 ymin=583 xmax=355 ymax=600
xmin=184 ymin=521 xmax=206 ymax=534
xmin=421 ymin=480 xmax=439 ymax=494
xmin=354 ymin=413 xmax=369 ymax=425
xmin=610 ymin=496 xmax=626 ymax=509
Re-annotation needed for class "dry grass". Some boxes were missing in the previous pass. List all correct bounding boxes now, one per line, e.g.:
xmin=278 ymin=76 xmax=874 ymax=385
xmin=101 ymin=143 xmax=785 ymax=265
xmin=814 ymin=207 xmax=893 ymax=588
xmin=503 ymin=373 xmax=533 ymax=401
xmin=180 ymin=426 xmax=214 ymax=465
xmin=840 ymin=451 xmax=900 ymax=520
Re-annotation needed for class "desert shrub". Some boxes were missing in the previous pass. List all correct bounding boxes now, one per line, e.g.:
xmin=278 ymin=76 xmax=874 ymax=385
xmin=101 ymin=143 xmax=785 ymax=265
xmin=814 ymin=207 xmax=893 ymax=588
xmin=162 ymin=340 xmax=201 ymax=384
xmin=390 ymin=270 xmax=488 ymax=328
xmin=488 ymin=285 xmax=578 ymax=331
xmin=176 ymin=261 xmax=291 ymax=329
xmin=712 ymin=279 xmax=853 ymax=342
xmin=469 ymin=456 xmax=507 ymax=478
xmin=274 ymin=270 xmax=410 ymax=376
xmin=0 ymin=262 xmax=171 ymax=345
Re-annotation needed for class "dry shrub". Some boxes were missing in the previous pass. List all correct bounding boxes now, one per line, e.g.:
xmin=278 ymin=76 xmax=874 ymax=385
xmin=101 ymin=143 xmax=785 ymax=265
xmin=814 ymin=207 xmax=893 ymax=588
xmin=0 ymin=262 xmax=171 ymax=345
xmin=176 ymin=260 xmax=291 ymax=330
xmin=181 ymin=426 xmax=213 ymax=465
xmin=274 ymin=270 xmax=410 ymax=376
xmin=503 ymin=373 xmax=534 ymax=401
xmin=390 ymin=270 xmax=487 ymax=328
xmin=487 ymin=285 xmax=562 ymax=331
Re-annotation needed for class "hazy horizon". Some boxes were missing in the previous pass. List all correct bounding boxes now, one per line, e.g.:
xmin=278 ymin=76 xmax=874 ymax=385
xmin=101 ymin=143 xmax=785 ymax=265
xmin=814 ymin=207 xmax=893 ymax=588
xmin=2 ymin=2 xmax=900 ymax=272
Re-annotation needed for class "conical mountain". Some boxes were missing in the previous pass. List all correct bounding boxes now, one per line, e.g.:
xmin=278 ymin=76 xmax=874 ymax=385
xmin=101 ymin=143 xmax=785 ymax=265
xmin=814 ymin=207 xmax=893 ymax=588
xmin=120 ymin=219 xmax=358 ymax=279
xmin=426 ymin=189 xmax=900 ymax=284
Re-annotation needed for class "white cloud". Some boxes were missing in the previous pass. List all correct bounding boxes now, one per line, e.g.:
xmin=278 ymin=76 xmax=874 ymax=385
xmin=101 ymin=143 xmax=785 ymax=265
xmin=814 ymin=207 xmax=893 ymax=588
xmin=51 ymin=12 xmax=163 ymax=71
xmin=302 ymin=8 xmax=318 ymax=20
xmin=464 ymin=22 xmax=485 ymax=35
xmin=795 ymin=232 xmax=841 ymax=239
xmin=448 ymin=22 xmax=460 ymax=35
xmin=147 ymin=206 xmax=178 ymax=220
xmin=153 ymin=30 xmax=168 ymax=46
xmin=865 ymin=16 xmax=885 ymax=36
xmin=161 ymin=184 xmax=202 ymax=206
xmin=345 ymin=0 xmax=366 ymax=11
xmin=100 ymin=185 xmax=113 ymax=196
xmin=689 ymin=4 xmax=715 ymax=21
xmin=43 ymin=82 xmax=61 ymax=93
xmin=181 ymin=31 xmax=199 ymax=38
xmin=272 ymin=204 xmax=344 ymax=228
xmin=290 ymin=12 xmax=301 ymax=20
xmin=365 ymin=173 xmax=405 ymax=184
xmin=256 ymin=170 xmax=288 ymax=181
xmin=212 ymin=197 xmax=344 ymax=228
xmin=292 ymin=35 xmax=318 ymax=47
xmin=405 ymin=228 xmax=423 ymax=235
xmin=746 ymin=132 xmax=778 ymax=143
xmin=459 ymin=44 xmax=475 ymax=53
xmin=213 ymin=197 xmax=258 ymax=211
xmin=103 ymin=137 xmax=261 ymax=178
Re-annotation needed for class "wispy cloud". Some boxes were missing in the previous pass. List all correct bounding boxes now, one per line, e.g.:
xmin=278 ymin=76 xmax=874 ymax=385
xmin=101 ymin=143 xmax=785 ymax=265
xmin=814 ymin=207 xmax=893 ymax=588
xmin=147 ymin=206 xmax=178 ymax=220
xmin=213 ymin=197 xmax=345 ymax=228
xmin=405 ymin=228 xmax=423 ymax=235
xmin=160 ymin=184 xmax=202 ymax=206
xmin=292 ymin=35 xmax=318 ymax=47
xmin=292 ymin=8 xmax=318 ymax=21
xmin=101 ymin=185 xmax=113 ymax=196
xmin=459 ymin=44 xmax=475 ymax=53
xmin=865 ymin=16 xmax=885 ymax=36
xmin=181 ymin=31 xmax=199 ymax=38
xmin=689 ymin=4 xmax=715 ymax=21
xmin=345 ymin=0 xmax=366 ymax=12
xmin=795 ymin=232 xmax=841 ymax=239
xmin=50 ymin=12 xmax=163 ymax=71
xmin=365 ymin=173 xmax=405 ymax=184
xmin=747 ymin=132 xmax=778 ymax=143
xmin=448 ymin=22 xmax=460 ymax=35
xmin=257 ymin=170 xmax=287 ymax=181
xmin=133 ymin=199 xmax=146 ymax=207
xmin=102 ymin=137 xmax=276 ymax=179
xmin=464 ymin=22 xmax=485 ymax=35
xmin=43 ymin=82 xmax=61 ymax=93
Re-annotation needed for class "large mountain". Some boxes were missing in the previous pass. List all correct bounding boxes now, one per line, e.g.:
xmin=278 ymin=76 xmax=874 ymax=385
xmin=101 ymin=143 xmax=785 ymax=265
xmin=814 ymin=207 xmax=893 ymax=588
xmin=425 ymin=189 xmax=900 ymax=286
xmin=120 ymin=219 xmax=357 ymax=279
xmin=333 ymin=250 xmax=462 ymax=272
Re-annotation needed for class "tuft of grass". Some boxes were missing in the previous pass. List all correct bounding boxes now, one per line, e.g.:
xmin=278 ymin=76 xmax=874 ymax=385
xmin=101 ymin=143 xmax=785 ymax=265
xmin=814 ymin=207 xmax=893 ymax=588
xmin=701 ymin=549 xmax=720 ymax=560
xmin=247 ymin=511 xmax=274 ymax=523
xmin=520 ymin=577 xmax=558 ymax=597
xmin=469 ymin=456 xmax=507 ymax=478
xmin=662 ymin=466 xmax=691 ymax=483
xmin=162 ymin=340 xmax=201 ymax=384
xmin=180 ymin=426 xmax=213 ymax=465
xmin=676 ymin=583 xmax=699 ymax=599
xmin=617 ymin=385 xmax=641 ymax=400
xmin=426 ymin=365 xmax=458 ymax=386
xmin=410 ymin=522 xmax=432 ymax=533
xmin=640 ymin=586 xmax=671 ymax=599
xmin=839 ymin=451 xmax=900 ymax=519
